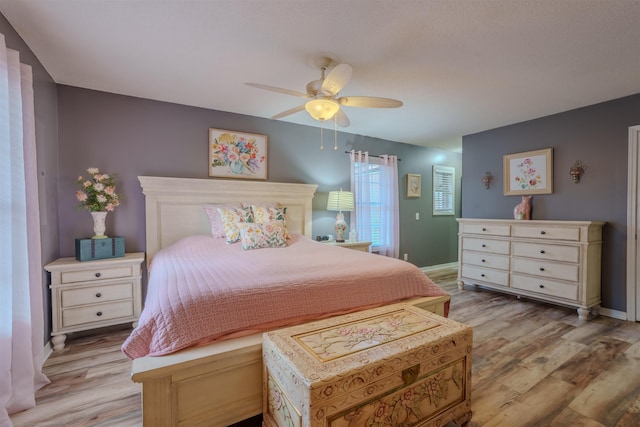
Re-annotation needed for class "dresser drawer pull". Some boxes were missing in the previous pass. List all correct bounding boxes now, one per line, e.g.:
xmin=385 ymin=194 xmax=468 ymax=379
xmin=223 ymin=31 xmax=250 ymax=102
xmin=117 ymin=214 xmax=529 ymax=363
xmin=539 ymin=284 xmax=545 ymax=288
xmin=482 ymin=228 xmax=487 ymax=231
xmin=539 ymin=267 xmax=545 ymax=271
xmin=481 ymin=259 xmax=486 ymax=263
xmin=95 ymin=272 xmax=101 ymax=278
xmin=482 ymin=244 xmax=486 ymax=248
xmin=96 ymin=311 xmax=103 ymax=317
xmin=540 ymin=231 xmax=546 ymax=235
xmin=481 ymin=273 xmax=486 ymax=277
xmin=95 ymin=292 xmax=102 ymax=298
xmin=540 ymin=250 xmax=546 ymax=254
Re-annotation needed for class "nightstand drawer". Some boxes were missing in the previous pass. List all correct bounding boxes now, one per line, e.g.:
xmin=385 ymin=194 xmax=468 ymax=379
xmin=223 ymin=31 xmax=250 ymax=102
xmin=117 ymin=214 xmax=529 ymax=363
xmin=60 ymin=266 xmax=135 ymax=284
xmin=62 ymin=300 xmax=135 ymax=328
xmin=61 ymin=282 xmax=134 ymax=307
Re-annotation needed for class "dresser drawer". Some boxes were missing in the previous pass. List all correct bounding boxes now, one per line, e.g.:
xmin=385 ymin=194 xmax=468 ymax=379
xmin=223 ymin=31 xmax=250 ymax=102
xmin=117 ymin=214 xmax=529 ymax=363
xmin=60 ymin=266 xmax=136 ymax=284
xmin=61 ymin=282 xmax=134 ymax=308
xmin=62 ymin=300 xmax=135 ymax=328
xmin=462 ymin=250 xmax=510 ymax=270
xmin=512 ymin=225 xmax=580 ymax=241
xmin=511 ymin=273 xmax=578 ymax=301
xmin=512 ymin=258 xmax=579 ymax=282
xmin=461 ymin=223 xmax=510 ymax=237
xmin=512 ymin=242 xmax=580 ymax=263
xmin=461 ymin=265 xmax=509 ymax=287
xmin=462 ymin=237 xmax=510 ymax=255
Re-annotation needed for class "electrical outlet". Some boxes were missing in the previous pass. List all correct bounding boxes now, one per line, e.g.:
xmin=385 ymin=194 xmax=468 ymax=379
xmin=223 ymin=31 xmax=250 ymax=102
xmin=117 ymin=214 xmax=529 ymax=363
xmin=403 ymin=253 xmax=408 ymax=261
xmin=416 ymin=212 xmax=420 ymax=220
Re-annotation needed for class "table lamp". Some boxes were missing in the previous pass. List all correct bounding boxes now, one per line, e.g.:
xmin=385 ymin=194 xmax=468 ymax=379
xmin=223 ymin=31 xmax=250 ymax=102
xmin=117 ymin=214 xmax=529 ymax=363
xmin=327 ymin=189 xmax=354 ymax=242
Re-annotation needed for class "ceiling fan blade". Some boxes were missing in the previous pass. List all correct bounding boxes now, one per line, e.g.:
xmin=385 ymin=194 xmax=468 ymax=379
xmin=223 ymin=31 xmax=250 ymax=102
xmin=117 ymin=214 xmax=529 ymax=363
xmin=335 ymin=109 xmax=350 ymax=127
xmin=321 ymin=63 xmax=352 ymax=96
xmin=245 ymin=83 xmax=309 ymax=98
xmin=271 ymin=104 xmax=306 ymax=120
xmin=337 ymin=96 xmax=403 ymax=108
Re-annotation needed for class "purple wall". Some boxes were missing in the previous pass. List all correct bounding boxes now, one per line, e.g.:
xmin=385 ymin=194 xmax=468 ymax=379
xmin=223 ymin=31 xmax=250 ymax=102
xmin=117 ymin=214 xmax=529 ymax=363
xmin=462 ymin=93 xmax=640 ymax=311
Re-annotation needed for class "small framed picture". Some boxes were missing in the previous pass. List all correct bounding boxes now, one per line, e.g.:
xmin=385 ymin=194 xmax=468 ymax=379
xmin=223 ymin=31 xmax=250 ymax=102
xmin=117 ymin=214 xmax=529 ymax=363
xmin=209 ymin=128 xmax=268 ymax=180
xmin=503 ymin=148 xmax=553 ymax=195
xmin=407 ymin=173 xmax=421 ymax=198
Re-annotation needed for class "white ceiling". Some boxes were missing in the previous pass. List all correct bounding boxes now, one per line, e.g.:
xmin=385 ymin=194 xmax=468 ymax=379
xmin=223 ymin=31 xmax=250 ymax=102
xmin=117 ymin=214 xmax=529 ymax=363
xmin=1 ymin=0 xmax=639 ymax=152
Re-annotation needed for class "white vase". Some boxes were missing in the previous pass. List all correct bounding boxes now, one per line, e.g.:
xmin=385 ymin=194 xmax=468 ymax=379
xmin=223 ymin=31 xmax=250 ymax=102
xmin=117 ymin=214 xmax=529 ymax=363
xmin=91 ymin=211 xmax=108 ymax=239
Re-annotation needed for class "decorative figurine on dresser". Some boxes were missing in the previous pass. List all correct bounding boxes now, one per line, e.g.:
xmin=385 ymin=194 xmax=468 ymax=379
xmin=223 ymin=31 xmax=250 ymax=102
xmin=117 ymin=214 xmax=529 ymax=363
xmin=513 ymin=195 xmax=532 ymax=220
xmin=456 ymin=218 xmax=604 ymax=320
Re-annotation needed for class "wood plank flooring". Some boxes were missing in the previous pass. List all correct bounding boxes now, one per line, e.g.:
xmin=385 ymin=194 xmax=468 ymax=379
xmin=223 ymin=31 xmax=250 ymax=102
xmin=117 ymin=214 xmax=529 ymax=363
xmin=10 ymin=267 xmax=640 ymax=426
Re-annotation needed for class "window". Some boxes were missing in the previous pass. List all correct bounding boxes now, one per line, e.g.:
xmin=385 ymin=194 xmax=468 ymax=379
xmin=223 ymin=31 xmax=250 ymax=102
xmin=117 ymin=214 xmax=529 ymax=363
xmin=354 ymin=159 xmax=382 ymax=248
xmin=433 ymin=165 xmax=455 ymax=215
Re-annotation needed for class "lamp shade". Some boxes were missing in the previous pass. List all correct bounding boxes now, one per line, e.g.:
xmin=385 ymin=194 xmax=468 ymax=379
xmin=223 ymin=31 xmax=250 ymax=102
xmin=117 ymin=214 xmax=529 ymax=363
xmin=327 ymin=190 xmax=354 ymax=212
xmin=305 ymin=99 xmax=340 ymax=121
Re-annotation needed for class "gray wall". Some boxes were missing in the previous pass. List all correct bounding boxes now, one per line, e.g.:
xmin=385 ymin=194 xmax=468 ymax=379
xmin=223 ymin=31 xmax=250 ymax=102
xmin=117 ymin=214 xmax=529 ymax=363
xmin=462 ymin=93 xmax=640 ymax=312
xmin=0 ymin=16 xmax=59 ymax=342
xmin=57 ymin=86 xmax=461 ymax=273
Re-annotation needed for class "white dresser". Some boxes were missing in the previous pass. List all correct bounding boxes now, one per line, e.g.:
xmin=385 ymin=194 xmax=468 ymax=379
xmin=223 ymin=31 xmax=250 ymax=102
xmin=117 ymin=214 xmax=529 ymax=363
xmin=45 ymin=252 xmax=144 ymax=350
xmin=457 ymin=219 xmax=604 ymax=319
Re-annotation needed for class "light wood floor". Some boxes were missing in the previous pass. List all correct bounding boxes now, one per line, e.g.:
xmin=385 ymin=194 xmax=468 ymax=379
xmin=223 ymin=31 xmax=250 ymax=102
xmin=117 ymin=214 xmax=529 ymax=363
xmin=10 ymin=267 xmax=640 ymax=426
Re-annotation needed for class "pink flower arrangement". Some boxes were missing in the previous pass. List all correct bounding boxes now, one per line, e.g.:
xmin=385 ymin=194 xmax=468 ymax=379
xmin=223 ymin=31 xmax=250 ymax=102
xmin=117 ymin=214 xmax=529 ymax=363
xmin=75 ymin=167 xmax=120 ymax=212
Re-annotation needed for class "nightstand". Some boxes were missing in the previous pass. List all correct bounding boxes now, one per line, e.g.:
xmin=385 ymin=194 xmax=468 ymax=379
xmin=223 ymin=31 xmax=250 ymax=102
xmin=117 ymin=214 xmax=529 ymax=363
xmin=322 ymin=240 xmax=372 ymax=252
xmin=45 ymin=252 xmax=144 ymax=351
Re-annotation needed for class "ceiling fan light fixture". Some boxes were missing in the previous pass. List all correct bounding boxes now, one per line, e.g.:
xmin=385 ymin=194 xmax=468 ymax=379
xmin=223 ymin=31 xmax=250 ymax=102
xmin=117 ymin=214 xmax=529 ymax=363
xmin=305 ymin=99 xmax=340 ymax=121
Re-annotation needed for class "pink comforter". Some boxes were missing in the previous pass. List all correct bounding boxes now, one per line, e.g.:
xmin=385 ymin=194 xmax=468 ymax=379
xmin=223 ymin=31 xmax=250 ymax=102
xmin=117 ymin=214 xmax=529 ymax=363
xmin=122 ymin=234 xmax=449 ymax=359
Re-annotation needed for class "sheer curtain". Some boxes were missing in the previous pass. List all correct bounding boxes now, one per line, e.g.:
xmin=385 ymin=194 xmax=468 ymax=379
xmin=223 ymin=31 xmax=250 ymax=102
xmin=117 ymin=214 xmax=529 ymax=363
xmin=0 ymin=34 xmax=49 ymax=426
xmin=350 ymin=150 xmax=372 ymax=244
xmin=378 ymin=155 xmax=399 ymax=258
xmin=350 ymin=150 xmax=399 ymax=257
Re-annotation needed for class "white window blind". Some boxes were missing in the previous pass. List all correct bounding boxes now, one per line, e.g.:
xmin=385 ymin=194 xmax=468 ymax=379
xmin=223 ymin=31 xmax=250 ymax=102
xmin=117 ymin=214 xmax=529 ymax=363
xmin=354 ymin=160 xmax=382 ymax=248
xmin=433 ymin=165 xmax=455 ymax=215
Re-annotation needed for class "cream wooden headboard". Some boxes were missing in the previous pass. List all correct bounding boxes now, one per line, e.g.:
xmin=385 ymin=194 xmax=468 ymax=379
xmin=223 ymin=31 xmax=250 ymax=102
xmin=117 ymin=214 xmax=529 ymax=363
xmin=138 ymin=176 xmax=318 ymax=266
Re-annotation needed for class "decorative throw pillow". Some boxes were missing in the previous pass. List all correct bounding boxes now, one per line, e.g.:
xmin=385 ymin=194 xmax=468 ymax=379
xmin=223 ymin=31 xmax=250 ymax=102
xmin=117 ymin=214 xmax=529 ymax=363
xmin=204 ymin=203 xmax=242 ymax=238
xmin=216 ymin=207 xmax=254 ymax=243
xmin=251 ymin=205 xmax=289 ymax=238
xmin=237 ymin=222 xmax=288 ymax=251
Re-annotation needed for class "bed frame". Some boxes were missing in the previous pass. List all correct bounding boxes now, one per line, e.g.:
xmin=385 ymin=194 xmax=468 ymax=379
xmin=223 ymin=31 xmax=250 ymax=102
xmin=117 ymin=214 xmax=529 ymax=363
xmin=130 ymin=176 xmax=450 ymax=426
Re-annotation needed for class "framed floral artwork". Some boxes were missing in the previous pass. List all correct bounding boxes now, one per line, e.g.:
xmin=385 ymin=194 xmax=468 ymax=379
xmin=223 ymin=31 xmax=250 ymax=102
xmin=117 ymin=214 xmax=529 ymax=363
xmin=503 ymin=148 xmax=553 ymax=195
xmin=407 ymin=173 xmax=421 ymax=198
xmin=209 ymin=128 xmax=268 ymax=180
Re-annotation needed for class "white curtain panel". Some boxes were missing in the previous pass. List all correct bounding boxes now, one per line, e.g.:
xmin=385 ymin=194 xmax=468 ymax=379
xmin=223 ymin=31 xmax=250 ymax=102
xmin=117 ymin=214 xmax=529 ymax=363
xmin=349 ymin=150 xmax=372 ymax=243
xmin=378 ymin=155 xmax=400 ymax=258
xmin=0 ymin=34 xmax=49 ymax=426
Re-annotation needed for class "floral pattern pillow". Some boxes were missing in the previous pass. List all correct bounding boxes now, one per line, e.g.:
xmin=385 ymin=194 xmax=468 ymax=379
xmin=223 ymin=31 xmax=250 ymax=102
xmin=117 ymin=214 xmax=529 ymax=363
xmin=251 ymin=206 xmax=289 ymax=238
xmin=237 ymin=222 xmax=288 ymax=251
xmin=204 ymin=203 xmax=242 ymax=238
xmin=217 ymin=207 xmax=254 ymax=243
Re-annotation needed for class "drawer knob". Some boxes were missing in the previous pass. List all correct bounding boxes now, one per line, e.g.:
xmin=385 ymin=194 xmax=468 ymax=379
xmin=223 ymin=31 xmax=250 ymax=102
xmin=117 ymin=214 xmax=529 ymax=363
xmin=482 ymin=244 xmax=486 ymax=248
xmin=482 ymin=228 xmax=487 ymax=231
xmin=539 ymin=284 xmax=545 ymax=288
xmin=540 ymin=267 xmax=545 ymax=271
xmin=96 ymin=311 xmax=103 ymax=317
xmin=95 ymin=292 xmax=102 ymax=298
xmin=540 ymin=231 xmax=546 ymax=235
xmin=481 ymin=273 xmax=485 ymax=277
xmin=95 ymin=272 xmax=101 ymax=278
xmin=540 ymin=250 xmax=546 ymax=254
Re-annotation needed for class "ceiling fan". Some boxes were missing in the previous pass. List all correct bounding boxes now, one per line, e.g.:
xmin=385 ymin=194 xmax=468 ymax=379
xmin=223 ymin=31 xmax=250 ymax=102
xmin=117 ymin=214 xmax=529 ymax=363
xmin=245 ymin=59 xmax=403 ymax=127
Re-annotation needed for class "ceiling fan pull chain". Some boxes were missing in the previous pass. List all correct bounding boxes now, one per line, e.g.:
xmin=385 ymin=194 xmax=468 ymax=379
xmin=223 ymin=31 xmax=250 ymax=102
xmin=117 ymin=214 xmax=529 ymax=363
xmin=334 ymin=115 xmax=338 ymax=150
xmin=320 ymin=121 xmax=324 ymax=150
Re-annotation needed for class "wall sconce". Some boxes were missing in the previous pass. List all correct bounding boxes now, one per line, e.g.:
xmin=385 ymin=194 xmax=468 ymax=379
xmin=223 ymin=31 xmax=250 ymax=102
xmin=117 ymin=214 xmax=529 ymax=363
xmin=481 ymin=172 xmax=493 ymax=189
xmin=569 ymin=160 xmax=586 ymax=183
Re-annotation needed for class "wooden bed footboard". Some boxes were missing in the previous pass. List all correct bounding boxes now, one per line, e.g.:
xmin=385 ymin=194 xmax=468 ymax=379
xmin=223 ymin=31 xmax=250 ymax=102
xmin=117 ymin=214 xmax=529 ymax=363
xmin=130 ymin=295 xmax=450 ymax=426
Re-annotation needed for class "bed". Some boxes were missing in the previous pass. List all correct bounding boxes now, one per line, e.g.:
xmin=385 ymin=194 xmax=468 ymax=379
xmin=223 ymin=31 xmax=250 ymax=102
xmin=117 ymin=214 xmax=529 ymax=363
xmin=128 ymin=176 xmax=450 ymax=427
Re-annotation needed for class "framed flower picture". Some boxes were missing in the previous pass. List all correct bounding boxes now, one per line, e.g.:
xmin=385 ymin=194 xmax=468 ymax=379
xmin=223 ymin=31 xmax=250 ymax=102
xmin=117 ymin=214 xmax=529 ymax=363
xmin=503 ymin=148 xmax=553 ymax=195
xmin=209 ymin=128 xmax=268 ymax=180
xmin=407 ymin=173 xmax=421 ymax=198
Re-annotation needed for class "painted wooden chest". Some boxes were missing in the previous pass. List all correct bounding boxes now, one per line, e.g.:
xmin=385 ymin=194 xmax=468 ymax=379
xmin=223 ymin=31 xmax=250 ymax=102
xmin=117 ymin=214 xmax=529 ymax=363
xmin=262 ymin=303 xmax=472 ymax=427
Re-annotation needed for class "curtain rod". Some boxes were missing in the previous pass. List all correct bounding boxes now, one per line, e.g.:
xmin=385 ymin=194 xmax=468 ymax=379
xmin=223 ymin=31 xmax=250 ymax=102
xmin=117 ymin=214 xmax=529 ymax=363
xmin=344 ymin=151 xmax=402 ymax=161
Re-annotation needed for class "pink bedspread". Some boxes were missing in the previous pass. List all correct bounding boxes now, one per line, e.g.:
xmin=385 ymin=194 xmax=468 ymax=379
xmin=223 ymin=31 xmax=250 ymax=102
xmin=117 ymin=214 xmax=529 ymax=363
xmin=122 ymin=234 xmax=449 ymax=359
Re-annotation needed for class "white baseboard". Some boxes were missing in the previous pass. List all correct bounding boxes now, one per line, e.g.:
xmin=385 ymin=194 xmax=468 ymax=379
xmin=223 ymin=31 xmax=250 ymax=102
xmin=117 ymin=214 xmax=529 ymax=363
xmin=598 ymin=306 xmax=627 ymax=320
xmin=420 ymin=262 xmax=458 ymax=273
